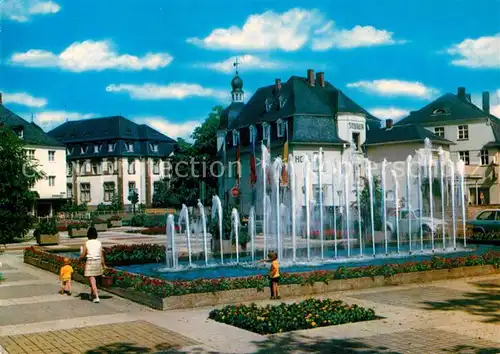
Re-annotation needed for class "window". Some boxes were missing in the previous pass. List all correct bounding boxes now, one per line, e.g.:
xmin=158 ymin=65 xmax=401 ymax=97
xmin=103 ymin=182 xmax=115 ymax=202
xmin=126 ymin=142 xmax=134 ymax=152
xmin=458 ymin=125 xmax=469 ymax=140
xmin=27 ymin=149 xmax=35 ymax=159
xmin=352 ymin=132 xmax=361 ymax=151
xmin=48 ymin=150 xmax=55 ymax=161
xmin=481 ymin=149 xmax=489 ymax=165
xmin=153 ymin=160 xmax=160 ymax=174
xmin=92 ymin=162 xmax=100 ymax=175
xmin=432 ymin=108 xmax=450 ymax=116
xmin=279 ymin=96 xmax=286 ymax=109
xmin=108 ymin=143 xmax=115 ymax=152
xmin=153 ymin=181 xmax=161 ymax=194
xmin=312 ymin=151 xmax=326 ymax=172
xmin=80 ymin=183 xmax=91 ymax=202
xmin=81 ymin=145 xmax=88 ymax=154
xmin=66 ymin=163 xmax=73 ymax=176
xmin=128 ymin=182 xmax=136 ymax=196
xmin=67 ymin=183 xmax=73 ymax=199
xmin=94 ymin=144 xmax=100 ymax=153
xmin=477 ymin=210 xmax=496 ymax=220
xmin=106 ymin=160 xmax=114 ymax=174
xmin=277 ymin=119 xmax=285 ymax=138
xmin=66 ymin=147 xmax=73 ymax=155
xmin=459 ymin=151 xmax=470 ymax=165
xmin=16 ymin=128 xmax=23 ymax=138
xmin=265 ymin=98 xmax=272 ymax=112
xmin=128 ymin=159 xmax=136 ymax=174
xmin=312 ymin=185 xmax=325 ymax=203
xmin=48 ymin=176 xmax=55 ymax=187
xmin=150 ymin=143 xmax=159 ymax=152
xmin=434 ymin=127 xmax=445 ymax=138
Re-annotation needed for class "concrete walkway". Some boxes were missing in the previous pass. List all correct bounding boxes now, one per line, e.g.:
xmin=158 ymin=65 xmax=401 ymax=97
xmin=0 ymin=250 xmax=499 ymax=353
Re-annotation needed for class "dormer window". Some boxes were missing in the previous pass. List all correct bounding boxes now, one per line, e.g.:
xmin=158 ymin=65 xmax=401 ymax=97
xmin=150 ymin=143 xmax=159 ymax=152
xmin=279 ymin=96 xmax=287 ymax=109
xmin=81 ymin=145 xmax=88 ymax=154
xmin=16 ymin=128 xmax=23 ymax=139
xmin=108 ymin=143 xmax=115 ymax=152
xmin=94 ymin=144 xmax=100 ymax=153
xmin=265 ymin=98 xmax=272 ymax=112
xmin=66 ymin=147 xmax=73 ymax=155
xmin=277 ymin=119 xmax=285 ymax=138
xmin=432 ymin=108 xmax=450 ymax=116
xmin=126 ymin=142 xmax=134 ymax=152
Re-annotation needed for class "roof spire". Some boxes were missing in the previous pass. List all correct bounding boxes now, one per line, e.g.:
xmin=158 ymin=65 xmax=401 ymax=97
xmin=233 ymin=57 xmax=240 ymax=75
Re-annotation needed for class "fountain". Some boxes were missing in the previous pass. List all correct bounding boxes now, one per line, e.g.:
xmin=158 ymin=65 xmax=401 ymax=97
xmin=438 ymin=147 xmax=446 ymax=250
xmin=149 ymin=138 xmax=478 ymax=278
xmin=211 ymin=195 xmax=224 ymax=263
xmin=178 ymin=204 xmax=192 ymax=266
xmin=197 ymin=200 xmax=209 ymax=266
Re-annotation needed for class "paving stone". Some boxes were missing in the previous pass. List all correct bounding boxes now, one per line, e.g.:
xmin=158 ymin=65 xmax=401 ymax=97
xmin=1 ymin=272 xmax=38 ymax=282
xmin=0 ymin=298 xmax=125 ymax=326
xmin=0 ymin=283 xmax=60 ymax=300
xmin=0 ymin=321 xmax=199 ymax=354
xmin=0 ymin=264 xmax=16 ymax=270
xmin=349 ymin=285 xmax=467 ymax=309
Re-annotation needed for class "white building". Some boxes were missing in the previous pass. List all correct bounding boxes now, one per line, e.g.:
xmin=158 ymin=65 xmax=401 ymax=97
xmin=48 ymin=116 xmax=176 ymax=209
xmin=0 ymin=95 xmax=67 ymax=216
xmin=396 ymin=87 xmax=500 ymax=204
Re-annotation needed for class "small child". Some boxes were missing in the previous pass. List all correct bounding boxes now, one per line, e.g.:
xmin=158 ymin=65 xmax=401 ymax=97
xmin=260 ymin=251 xmax=280 ymax=299
xmin=59 ymin=258 xmax=73 ymax=295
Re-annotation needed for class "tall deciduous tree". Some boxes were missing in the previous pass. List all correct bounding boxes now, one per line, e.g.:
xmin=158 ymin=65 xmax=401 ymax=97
xmin=153 ymin=106 xmax=223 ymax=208
xmin=0 ymin=126 xmax=43 ymax=244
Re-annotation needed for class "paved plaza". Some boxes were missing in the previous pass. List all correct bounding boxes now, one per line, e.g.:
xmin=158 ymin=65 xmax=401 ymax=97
xmin=0 ymin=242 xmax=499 ymax=353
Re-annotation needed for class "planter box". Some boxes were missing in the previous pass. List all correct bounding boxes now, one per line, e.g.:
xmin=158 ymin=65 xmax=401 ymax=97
xmin=110 ymin=220 xmax=122 ymax=227
xmin=37 ymin=233 xmax=59 ymax=245
xmin=69 ymin=228 xmax=88 ymax=238
xmin=93 ymin=223 xmax=108 ymax=232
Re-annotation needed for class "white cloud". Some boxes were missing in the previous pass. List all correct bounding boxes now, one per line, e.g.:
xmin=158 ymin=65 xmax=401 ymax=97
xmin=368 ymin=107 xmax=410 ymax=121
xmin=347 ymin=79 xmax=439 ymax=99
xmin=3 ymin=0 xmax=60 ymax=22
xmin=10 ymin=40 xmax=173 ymax=72
xmin=446 ymin=34 xmax=500 ymax=68
xmin=106 ymin=83 xmax=228 ymax=101
xmin=197 ymin=54 xmax=283 ymax=73
xmin=35 ymin=111 xmax=95 ymax=125
xmin=135 ymin=116 xmax=202 ymax=141
xmin=2 ymin=91 xmax=47 ymax=107
xmin=313 ymin=25 xmax=406 ymax=50
xmin=187 ymin=8 xmax=404 ymax=51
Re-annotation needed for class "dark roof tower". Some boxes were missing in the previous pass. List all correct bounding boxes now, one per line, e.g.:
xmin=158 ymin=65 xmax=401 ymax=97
xmin=219 ymin=57 xmax=245 ymax=129
xmin=231 ymin=57 xmax=244 ymax=103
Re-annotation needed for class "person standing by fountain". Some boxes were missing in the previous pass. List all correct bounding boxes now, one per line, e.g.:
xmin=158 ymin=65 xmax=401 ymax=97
xmin=260 ymin=251 xmax=280 ymax=299
xmin=79 ymin=227 xmax=107 ymax=303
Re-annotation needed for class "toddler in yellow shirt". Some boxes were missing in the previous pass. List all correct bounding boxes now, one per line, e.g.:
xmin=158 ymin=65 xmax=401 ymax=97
xmin=59 ymin=258 xmax=73 ymax=295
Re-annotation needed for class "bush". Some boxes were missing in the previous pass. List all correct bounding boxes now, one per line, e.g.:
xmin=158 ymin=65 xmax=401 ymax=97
xmin=209 ymin=298 xmax=376 ymax=334
xmin=109 ymin=215 xmax=122 ymax=221
xmin=131 ymin=214 xmax=148 ymax=227
xmin=38 ymin=218 xmax=58 ymax=235
xmin=67 ymin=222 xmax=88 ymax=231
xmin=470 ymin=232 xmax=500 ymax=241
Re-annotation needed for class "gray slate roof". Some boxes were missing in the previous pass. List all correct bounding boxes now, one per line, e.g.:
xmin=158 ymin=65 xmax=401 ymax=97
xmin=0 ymin=104 xmax=64 ymax=147
xmin=365 ymin=124 xmax=452 ymax=146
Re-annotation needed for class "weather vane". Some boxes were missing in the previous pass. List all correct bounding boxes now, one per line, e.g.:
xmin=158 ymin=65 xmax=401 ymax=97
xmin=233 ymin=57 xmax=239 ymax=75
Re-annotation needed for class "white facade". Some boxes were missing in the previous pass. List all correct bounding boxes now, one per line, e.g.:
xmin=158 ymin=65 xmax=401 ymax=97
xmin=25 ymin=145 xmax=67 ymax=216
xmin=67 ymin=157 xmax=170 ymax=208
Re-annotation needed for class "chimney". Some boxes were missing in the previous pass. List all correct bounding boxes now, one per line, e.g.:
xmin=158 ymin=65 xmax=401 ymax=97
xmin=483 ymin=91 xmax=490 ymax=114
xmin=316 ymin=72 xmax=325 ymax=87
xmin=457 ymin=87 xmax=466 ymax=99
xmin=386 ymin=119 xmax=393 ymax=129
xmin=307 ymin=69 xmax=315 ymax=87
xmin=275 ymin=78 xmax=281 ymax=91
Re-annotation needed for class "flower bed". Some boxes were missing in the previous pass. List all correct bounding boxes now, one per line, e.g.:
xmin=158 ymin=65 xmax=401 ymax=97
xmin=141 ymin=227 xmax=165 ymax=235
xmin=209 ymin=298 xmax=376 ymax=334
xmin=24 ymin=246 xmax=500 ymax=310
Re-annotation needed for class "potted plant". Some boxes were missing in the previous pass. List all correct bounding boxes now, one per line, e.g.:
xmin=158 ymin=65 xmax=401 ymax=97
xmin=100 ymin=268 xmax=114 ymax=287
xmin=108 ymin=214 xmax=122 ymax=228
xmin=35 ymin=218 xmax=59 ymax=245
xmin=92 ymin=218 xmax=108 ymax=232
xmin=68 ymin=222 xmax=89 ymax=238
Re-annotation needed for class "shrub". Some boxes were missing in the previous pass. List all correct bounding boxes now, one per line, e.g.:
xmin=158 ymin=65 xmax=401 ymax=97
xmin=67 ymin=222 xmax=88 ymax=231
xmin=141 ymin=227 xmax=165 ymax=235
xmin=37 ymin=218 xmax=58 ymax=235
xmin=209 ymin=298 xmax=376 ymax=334
xmin=470 ymin=232 xmax=500 ymax=241
xmin=131 ymin=214 xmax=148 ymax=227
xmin=109 ymin=215 xmax=122 ymax=221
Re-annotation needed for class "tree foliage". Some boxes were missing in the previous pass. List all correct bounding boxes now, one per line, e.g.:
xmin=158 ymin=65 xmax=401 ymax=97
xmin=0 ymin=126 xmax=43 ymax=244
xmin=357 ymin=176 xmax=383 ymax=232
xmin=153 ymin=105 xmax=223 ymax=208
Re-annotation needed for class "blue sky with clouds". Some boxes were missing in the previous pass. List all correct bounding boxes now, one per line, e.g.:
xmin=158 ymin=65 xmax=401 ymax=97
xmin=1 ymin=0 xmax=500 ymax=140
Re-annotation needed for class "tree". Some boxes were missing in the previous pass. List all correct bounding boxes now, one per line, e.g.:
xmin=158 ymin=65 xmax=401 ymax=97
xmin=152 ymin=106 xmax=223 ymax=208
xmin=128 ymin=190 xmax=139 ymax=214
xmin=356 ymin=176 xmax=383 ymax=233
xmin=0 ymin=126 xmax=43 ymax=244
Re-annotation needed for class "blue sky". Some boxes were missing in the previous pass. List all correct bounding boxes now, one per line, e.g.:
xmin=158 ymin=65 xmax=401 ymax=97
xmin=1 ymin=0 xmax=500 ymax=140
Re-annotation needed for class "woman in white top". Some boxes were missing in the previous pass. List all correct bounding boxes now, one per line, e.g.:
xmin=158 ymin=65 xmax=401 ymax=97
xmin=79 ymin=227 xmax=106 ymax=303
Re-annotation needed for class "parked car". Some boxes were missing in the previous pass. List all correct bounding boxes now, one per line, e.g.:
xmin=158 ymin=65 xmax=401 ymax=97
xmin=386 ymin=208 xmax=446 ymax=236
xmin=466 ymin=209 xmax=500 ymax=234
